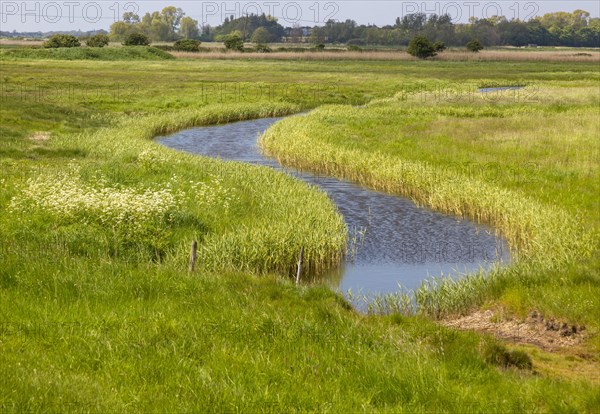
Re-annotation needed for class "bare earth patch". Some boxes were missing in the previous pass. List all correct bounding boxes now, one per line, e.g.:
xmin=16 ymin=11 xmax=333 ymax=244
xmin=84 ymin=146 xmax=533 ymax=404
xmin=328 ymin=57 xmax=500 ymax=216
xmin=29 ymin=132 xmax=50 ymax=142
xmin=442 ymin=309 xmax=586 ymax=351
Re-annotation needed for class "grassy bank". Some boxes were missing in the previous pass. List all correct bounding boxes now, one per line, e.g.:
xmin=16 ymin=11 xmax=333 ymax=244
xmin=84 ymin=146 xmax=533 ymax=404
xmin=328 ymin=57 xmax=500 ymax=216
xmin=1 ymin=56 xmax=599 ymax=411
xmin=260 ymin=83 xmax=600 ymax=328
xmin=0 ymin=46 xmax=174 ymax=61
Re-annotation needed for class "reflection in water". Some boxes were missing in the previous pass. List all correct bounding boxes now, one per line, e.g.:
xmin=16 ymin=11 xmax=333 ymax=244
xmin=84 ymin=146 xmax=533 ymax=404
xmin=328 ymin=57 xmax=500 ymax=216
xmin=158 ymin=116 xmax=510 ymax=303
xmin=478 ymin=86 xmax=525 ymax=93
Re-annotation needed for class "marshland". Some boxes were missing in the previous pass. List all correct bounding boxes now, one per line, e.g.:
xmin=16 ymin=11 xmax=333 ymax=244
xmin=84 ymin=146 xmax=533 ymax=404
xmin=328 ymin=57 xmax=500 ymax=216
xmin=1 ymin=16 xmax=600 ymax=413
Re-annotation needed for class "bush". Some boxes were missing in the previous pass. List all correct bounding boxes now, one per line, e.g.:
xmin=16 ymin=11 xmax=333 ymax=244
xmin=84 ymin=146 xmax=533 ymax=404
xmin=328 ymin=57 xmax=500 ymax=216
xmin=466 ymin=39 xmax=484 ymax=52
xmin=407 ymin=36 xmax=437 ymax=59
xmin=433 ymin=41 xmax=447 ymax=52
xmin=173 ymin=39 xmax=201 ymax=52
xmin=43 ymin=34 xmax=80 ymax=48
xmin=255 ymin=44 xmax=272 ymax=53
xmin=347 ymin=44 xmax=363 ymax=52
xmin=251 ymin=27 xmax=271 ymax=45
xmin=86 ymin=34 xmax=110 ymax=48
xmin=315 ymin=44 xmax=325 ymax=51
xmin=123 ymin=33 xmax=150 ymax=46
xmin=224 ymin=33 xmax=244 ymax=51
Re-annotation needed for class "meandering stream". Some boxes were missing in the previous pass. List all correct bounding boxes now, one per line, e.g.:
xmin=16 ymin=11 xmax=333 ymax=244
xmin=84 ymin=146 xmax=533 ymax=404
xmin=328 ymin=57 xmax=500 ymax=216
xmin=159 ymin=116 xmax=510 ymax=303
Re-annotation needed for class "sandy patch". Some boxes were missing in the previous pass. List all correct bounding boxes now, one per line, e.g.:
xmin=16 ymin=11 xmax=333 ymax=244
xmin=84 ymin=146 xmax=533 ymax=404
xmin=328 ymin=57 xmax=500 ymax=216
xmin=443 ymin=309 xmax=586 ymax=351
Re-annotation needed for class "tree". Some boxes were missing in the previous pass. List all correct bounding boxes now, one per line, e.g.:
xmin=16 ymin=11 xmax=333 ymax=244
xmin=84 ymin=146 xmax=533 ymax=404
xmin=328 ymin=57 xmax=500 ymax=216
xmin=212 ymin=13 xmax=285 ymax=43
xmin=309 ymin=27 xmax=326 ymax=44
xmin=149 ymin=13 xmax=171 ymax=41
xmin=86 ymin=33 xmax=110 ymax=48
xmin=466 ymin=39 xmax=484 ymax=52
xmin=160 ymin=6 xmax=184 ymax=33
xmin=109 ymin=11 xmax=142 ymax=42
xmin=251 ymin=27 xmax=271 ymax=44
xmin=179 ymin=16 xmax=200 ymax=39
xmin=122 ymin=12 xmax=140 ymax=24
xmin=398 ymin=13 xmax=427 ymax=34
xmin=290 ymin=24 xmax=303 ymax=43
xmin=407 ymin=36 xmax=437 ymax=59
xmin=123 ymin=32 xmax=150 ymax=46
xmin=43 ymin=34 xmax=80 ymax=48
xmin=224 ymin=31 xmax=244 ymax=51
xmin=200 ymin=24 xmax=212 ymax=41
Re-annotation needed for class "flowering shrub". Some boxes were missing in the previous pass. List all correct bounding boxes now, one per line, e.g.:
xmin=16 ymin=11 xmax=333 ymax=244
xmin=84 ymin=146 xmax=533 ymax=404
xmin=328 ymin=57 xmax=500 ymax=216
xmin=9 ymin=165 xmax=182 ymax=242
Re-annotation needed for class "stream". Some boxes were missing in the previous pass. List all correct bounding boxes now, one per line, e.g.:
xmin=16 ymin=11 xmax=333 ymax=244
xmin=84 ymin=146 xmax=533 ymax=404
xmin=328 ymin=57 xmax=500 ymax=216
xmin=159 ymin=116 xmax=510 ymax=303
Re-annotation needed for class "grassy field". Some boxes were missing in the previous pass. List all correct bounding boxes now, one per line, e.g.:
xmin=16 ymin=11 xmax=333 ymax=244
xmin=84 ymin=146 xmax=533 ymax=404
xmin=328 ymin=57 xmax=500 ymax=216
xmin=1 ymin=52 xmax=599 ymax=412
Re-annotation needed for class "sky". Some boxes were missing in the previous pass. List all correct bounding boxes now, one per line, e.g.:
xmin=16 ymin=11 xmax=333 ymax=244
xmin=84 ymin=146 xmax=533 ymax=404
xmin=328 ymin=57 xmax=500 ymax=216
xmin=1 ymin=1 xmax=599 ymax=32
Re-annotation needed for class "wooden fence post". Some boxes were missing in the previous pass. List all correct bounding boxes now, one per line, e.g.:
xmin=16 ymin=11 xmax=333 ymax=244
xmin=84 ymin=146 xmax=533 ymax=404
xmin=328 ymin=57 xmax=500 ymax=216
xmin=295 ymin=246 xmax=304 ymax=285
xmin=189 ymin=240 xmax=197 ymax=272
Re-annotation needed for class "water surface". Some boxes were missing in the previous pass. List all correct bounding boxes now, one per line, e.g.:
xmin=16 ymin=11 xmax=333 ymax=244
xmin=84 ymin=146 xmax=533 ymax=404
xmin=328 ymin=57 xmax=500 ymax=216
xmin=479 ymin=86 xmax=525 ymax=93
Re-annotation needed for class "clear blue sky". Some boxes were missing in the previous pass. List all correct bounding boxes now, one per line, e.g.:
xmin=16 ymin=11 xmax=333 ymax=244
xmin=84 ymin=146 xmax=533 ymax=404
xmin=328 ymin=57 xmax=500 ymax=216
xmin=1 ymin=1 xmax=599 ymax=32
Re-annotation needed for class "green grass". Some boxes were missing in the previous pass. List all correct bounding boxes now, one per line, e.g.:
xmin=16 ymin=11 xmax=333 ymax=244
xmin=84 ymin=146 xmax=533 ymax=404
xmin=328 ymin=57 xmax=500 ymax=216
xmin=0 ymin=46 xmax=174 ymax=61
xmin=1 ymin=55 xmax=599 ymax=411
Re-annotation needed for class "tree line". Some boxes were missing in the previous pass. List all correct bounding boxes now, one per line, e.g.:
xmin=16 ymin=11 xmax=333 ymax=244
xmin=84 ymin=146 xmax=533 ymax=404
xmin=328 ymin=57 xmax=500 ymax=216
xmin=108 ymin=8 xmax=599 ymax=48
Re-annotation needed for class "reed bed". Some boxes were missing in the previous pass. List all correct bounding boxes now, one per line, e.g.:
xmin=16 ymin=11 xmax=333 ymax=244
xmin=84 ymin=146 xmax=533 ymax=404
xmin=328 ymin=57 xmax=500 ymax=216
xmin=171 ymin=49 xmax=600 ymax=63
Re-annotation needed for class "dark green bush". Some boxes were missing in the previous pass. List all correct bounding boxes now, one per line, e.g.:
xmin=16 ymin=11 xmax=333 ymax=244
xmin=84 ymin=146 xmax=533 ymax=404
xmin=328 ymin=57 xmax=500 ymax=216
xmin=86 ymin=34 xmax=109 ymax=48
xmin=407 ymin=36 xmax=436 ymax=59
xmin=224 ymin=34 xmax=244 ymax=51
xmin=433 ymin=41 xmax=447 ymax=52
xmin=173 ymin=39 xmax=201 ymax=52
xmin=123 ymin=33 xmax=150 ymax=46
xmin=467 ymin=39 xmax=484 ymax=52
xmin=43 ymin=34 xmax=80 ymax=48
xmin=347 ymin=44 xmax=363 ymax=52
